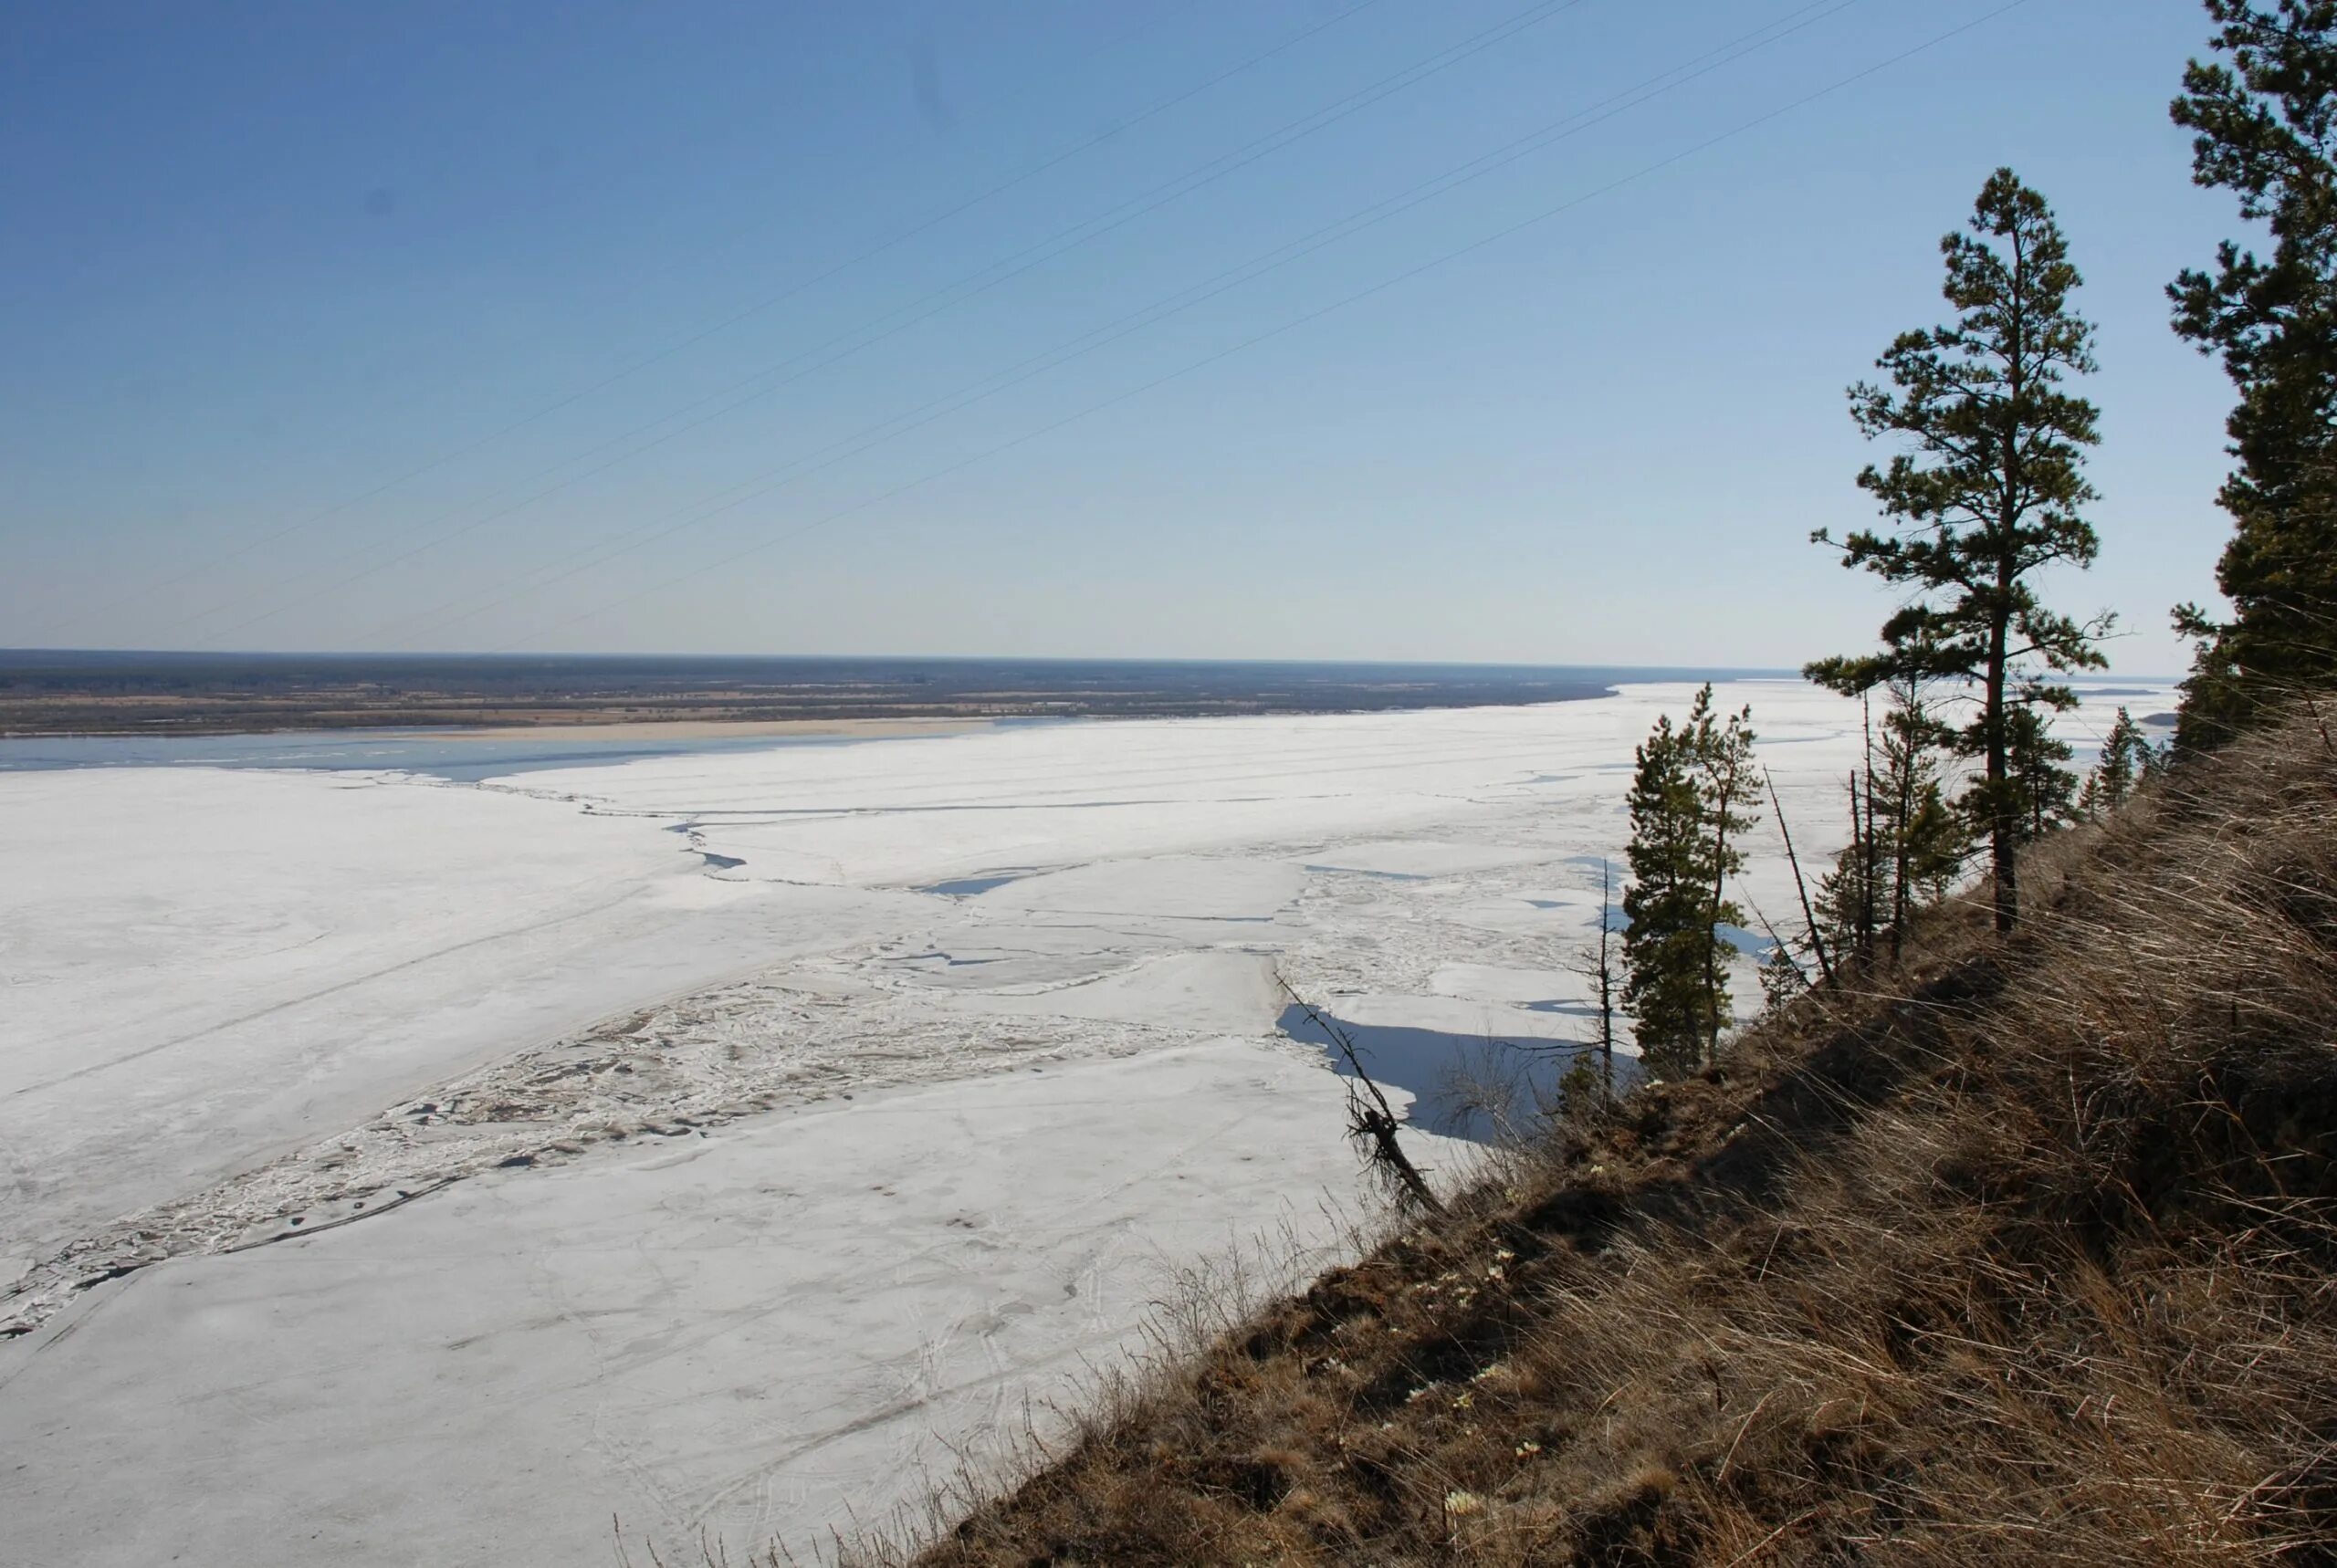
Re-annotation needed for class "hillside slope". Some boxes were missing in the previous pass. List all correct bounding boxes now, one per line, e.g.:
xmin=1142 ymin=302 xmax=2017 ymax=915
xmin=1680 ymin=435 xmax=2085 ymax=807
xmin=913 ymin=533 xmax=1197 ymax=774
xmin=885 ymin=707 xmax=2337 ymax=1566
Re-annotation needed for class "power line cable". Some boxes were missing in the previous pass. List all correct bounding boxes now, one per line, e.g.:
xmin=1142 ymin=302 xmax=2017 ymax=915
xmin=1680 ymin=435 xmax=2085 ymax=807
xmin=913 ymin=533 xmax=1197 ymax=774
xmin=491 ymin=0 xmax=2037 ymax=656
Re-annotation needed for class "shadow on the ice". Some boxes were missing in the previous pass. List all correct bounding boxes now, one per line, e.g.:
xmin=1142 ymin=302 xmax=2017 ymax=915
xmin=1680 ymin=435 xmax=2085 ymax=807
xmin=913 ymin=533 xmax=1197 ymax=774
xmin=920 ymin=870 xmax=1035 ymax=897
xmin=1276 ymin=1005 xmax=1630 ymax=1143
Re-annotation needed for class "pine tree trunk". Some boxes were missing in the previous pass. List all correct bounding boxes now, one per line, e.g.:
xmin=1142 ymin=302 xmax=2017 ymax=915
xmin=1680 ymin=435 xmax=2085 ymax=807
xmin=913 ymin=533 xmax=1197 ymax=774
xmin=1861 ymin=698 xmax=1881 ymax=959
xmin=1992 ymin=235 xmax=2028 ymax=937
xmin=1769 ymin=768 xmax=1834 ymax=986
xmin=1703 ymin=750 xmax=1744 ymax=1066
xmin=1890 ymin=739 xmax=1913 ymax=962
xmin=1860 ymin=777 xmax=1878 ymax=959
xmin=1988 ymin=579 xmax=2017 ymax=935
xmin=1598 ymin=860 xmax=1615 ymax=1097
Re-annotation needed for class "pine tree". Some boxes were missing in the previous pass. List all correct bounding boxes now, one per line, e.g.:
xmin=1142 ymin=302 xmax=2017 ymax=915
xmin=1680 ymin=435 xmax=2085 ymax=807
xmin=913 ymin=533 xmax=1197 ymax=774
xmin=1569 ymin=857 xmax=1622 ymax=1099
xmin=2168 ymin=2 xmax=2337 ymax=747
xmin=1811 ymin=682 xmax=1967 ymax=967
xmin=1813 ymin=782 xmax=1881 ymax=970
xmin=1622 ymin=685 xmax=1758 ymax=1079
xmin=1622 ymin=705 xmax=1703 ymax=1078
xmin=1695 ymin=701 xmax=1761 ymax=1062
xmin=1878 ymin=676 xmax=1968 ymax=952
xmin=1808 ymin=169 xmax=2111 ymax=936
xmin=1897 ymin=779 xmax=1968 ymax=908
xmin=1757 ymin=941 xmax=1809 ymax=1014
xmin=2006 ymin=695 xmax=2080 ymax=843
xmin=2080 ymin=706 xmax=2151 ymax=818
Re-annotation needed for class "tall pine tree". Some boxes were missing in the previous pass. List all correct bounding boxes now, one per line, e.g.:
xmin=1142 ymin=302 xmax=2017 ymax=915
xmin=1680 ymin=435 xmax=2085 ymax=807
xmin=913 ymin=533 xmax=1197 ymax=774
xmin=1622 ymin=686 xmax=1758 ymax=1079
xmin=2006 ymin=694 xmax=2081 ymax=843
xmin=2168 ymin=1 xmax=2337 ymax=746
xmin=2080 ymin=706 xmax=2153 ymax=818
xmin=1879 ymin=676 xmax=1968 ymax=951
xmin=1808 ymin=169 xmax=2109 ymax=935
xmin=1812 ymin=679 xmax=1967 ymax=967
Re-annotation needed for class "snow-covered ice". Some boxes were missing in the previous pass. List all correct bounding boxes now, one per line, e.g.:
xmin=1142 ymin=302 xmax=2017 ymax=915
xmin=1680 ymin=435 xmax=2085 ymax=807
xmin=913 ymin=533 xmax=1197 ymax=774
xmin=0 ymin=764 xmax=896 ymax=1262
xmin=2 ymin=1042 xmax=1407 ymax=1568
xmin=0 ymin=677 xmax=2174 ymax=1563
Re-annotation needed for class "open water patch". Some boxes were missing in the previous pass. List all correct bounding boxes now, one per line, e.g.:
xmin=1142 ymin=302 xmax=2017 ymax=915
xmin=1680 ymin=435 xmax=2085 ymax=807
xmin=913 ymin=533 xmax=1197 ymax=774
xmin=1525 ymin=896 xmax=1629 ymax=932
xmin=0 ymin=727 xmax=935 ymax=783
xmin=1277 ymin=1004 xmax=1625 ymax=1141
xmin=919 ymin=870 xmax=1034 ymax=898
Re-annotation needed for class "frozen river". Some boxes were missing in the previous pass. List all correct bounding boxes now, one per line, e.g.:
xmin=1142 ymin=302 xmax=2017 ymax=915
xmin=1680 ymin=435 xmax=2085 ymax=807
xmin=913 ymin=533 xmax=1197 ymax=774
xmin=0 ymin=678 xmax=2169 ymax=1563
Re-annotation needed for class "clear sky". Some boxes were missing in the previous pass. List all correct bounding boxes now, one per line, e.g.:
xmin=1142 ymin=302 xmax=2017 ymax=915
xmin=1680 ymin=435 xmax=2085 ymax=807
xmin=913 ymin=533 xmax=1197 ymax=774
xmin=1 ymin=0 xmax=2249 ymax=673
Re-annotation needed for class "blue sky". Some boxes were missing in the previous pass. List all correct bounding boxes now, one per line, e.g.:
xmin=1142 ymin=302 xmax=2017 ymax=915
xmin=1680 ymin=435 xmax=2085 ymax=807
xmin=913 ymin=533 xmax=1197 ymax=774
xmin=0 ymin=0 xmax=2247 ymax=673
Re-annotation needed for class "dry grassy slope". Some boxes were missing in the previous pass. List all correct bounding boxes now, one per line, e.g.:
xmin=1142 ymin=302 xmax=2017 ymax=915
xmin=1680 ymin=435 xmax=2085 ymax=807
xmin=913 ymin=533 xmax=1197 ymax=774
xmin=892 ymin=708 xmax=2337 ymax=1567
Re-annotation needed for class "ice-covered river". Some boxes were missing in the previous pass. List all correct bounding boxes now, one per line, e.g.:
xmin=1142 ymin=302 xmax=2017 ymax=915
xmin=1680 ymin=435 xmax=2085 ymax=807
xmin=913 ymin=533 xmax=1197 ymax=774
xmin=0 ymin=679 xmax=2169 ymax=1564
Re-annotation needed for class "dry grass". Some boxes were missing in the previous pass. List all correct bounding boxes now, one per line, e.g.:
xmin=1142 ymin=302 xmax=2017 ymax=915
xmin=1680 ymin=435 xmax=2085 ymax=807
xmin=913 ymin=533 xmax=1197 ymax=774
xmin=826 ymin=705 xmax=2337 ymax=1567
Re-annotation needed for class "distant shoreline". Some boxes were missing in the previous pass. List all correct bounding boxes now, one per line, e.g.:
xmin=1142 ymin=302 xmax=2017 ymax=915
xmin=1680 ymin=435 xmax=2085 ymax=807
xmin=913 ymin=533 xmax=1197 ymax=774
xmin=2 ymin=652 xmax=1767 ymax=739
xmin=0 ymin=702 xmax=1588 ymax=740
xmin=423 ymin=716 xmax=1001 ymax=742
xmin=0 ymin=709 xmax=1031 ymax=741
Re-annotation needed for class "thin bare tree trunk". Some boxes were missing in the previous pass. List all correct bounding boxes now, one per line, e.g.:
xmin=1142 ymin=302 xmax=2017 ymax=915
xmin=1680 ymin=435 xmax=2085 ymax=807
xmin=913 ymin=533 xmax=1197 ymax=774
xmin=1767 ymin=768 xmax=1835 ymax=986
xmin=1845 ymin=772 xmax=1870 ymax=962
xmin=1278 ymin=978 xmax=1443 ymax=1214
xmin=1860 ymin=696 xmax=1881 ymax=961
xmin=1890 ymin=692 xmax=1915 ymax=962
xmin=1990 ymin=256 xmax=2025 ymax=936
xmin=1703 ymin=747 xmax=1745 ymax=1066
xmin=1596 ymin=858 xmax=1616 ymax=1096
